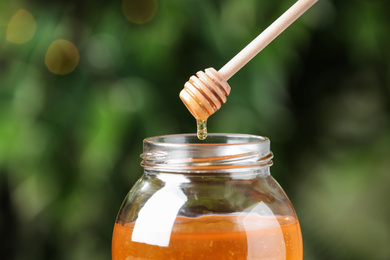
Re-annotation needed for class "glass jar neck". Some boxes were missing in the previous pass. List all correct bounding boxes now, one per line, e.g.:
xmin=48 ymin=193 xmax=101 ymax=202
xmin=140 ymin=134 xmax=273 ymax=175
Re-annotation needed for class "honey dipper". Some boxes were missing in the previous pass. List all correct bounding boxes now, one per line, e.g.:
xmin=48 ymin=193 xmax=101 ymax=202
xmin=179 ymin=0 xmax=318 ymax=140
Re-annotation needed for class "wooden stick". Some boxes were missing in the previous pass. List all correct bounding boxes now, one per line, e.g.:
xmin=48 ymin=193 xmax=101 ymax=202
xmin=180 ymin=0 xmax=318 ymax=122
xmin=218 ymin=0 xmax=318 ymax=81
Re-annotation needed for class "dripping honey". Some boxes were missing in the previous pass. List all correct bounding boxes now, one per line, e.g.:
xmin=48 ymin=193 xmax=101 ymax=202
xmin=196 ymin=119 xmax=207 ymax=140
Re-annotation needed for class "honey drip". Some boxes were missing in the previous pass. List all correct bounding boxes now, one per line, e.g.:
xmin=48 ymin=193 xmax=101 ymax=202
xmin=180 ymin=68 xmax=230 ymax=141
xmin=196 ymin=120 xmax=207 ymax=140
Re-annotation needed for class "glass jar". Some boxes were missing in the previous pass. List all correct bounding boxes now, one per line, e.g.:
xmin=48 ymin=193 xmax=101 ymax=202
xmin=112 ymin=134 xmax=302 ymax=260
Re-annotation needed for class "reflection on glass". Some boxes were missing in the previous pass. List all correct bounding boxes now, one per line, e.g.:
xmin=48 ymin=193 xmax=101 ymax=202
xmin=241 ymin=202 xmax=286 ymax=259
xmin=132 ymin=184 xmax=187 ymax=247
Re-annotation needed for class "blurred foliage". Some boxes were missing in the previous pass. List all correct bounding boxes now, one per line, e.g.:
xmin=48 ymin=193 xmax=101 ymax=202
xmin=0 ymin=0 xmax=390 ymax=259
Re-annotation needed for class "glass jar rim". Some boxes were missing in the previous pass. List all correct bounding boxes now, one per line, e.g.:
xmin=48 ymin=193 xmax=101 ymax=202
xmin=141 ymin=133 xmax=273 ymax=173
xmin=144 ymin=133 xmax=270 ymax=146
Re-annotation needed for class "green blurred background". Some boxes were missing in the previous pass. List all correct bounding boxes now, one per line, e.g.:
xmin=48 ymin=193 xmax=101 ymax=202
xmin=1 ymin=0 xmax=390 ymax=259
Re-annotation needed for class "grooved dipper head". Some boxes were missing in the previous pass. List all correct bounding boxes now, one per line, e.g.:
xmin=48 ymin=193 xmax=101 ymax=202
xmin=179 ymin=68 xmax=231 ymax=120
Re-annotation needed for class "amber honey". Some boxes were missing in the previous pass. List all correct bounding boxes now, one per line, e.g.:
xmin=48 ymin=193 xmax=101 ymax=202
xmin=112 ymin=214 xmax=302 ymax=260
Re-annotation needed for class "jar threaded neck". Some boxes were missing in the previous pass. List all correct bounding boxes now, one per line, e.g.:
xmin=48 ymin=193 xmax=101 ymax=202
xmin=140 ymin=134 xmax=273 ymax=173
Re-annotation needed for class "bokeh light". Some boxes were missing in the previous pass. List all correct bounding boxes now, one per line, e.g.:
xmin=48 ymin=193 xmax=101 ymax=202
xmin=122 ymin=0 xmax=158 ymax=24
xmin=6 ymin=9 xmax=37 ymax=44
xmin=45 ymin=39 xmax=80 ymax=75
xmin=86 ymin=34 xmax=121 ymax=70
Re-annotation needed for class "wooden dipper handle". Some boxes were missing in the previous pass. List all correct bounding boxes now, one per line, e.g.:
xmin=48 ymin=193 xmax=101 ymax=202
xmin=180 ymin=0 xmax=318 ymax=121
xmin=219 ymin=0 xmax=318 ymax=81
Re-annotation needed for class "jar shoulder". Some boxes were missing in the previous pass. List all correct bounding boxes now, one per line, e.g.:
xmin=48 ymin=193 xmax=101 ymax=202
xmin=117 ymin=173 xmax=297 ymax=223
